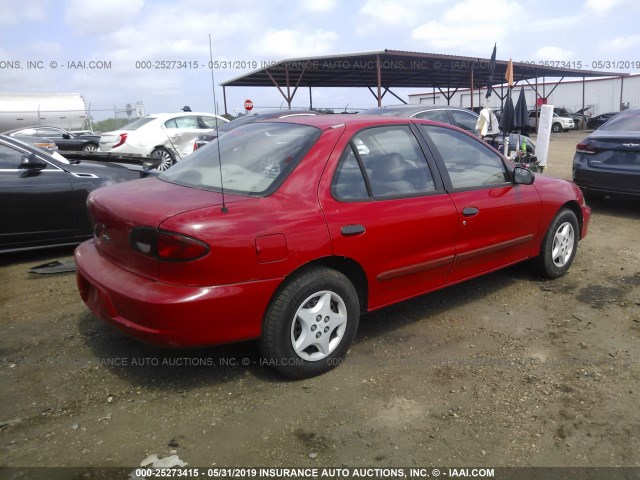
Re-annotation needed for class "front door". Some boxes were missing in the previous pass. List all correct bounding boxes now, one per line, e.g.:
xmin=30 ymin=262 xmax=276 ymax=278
xmin=418 ymin=124 xmax=542 ymax=284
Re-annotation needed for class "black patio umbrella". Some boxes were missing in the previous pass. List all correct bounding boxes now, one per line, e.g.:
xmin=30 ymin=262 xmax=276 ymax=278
xmin=499 ymin=94 xmax=514 ymax=134
xmin=513 ymin=88 xmax=528 ymax=131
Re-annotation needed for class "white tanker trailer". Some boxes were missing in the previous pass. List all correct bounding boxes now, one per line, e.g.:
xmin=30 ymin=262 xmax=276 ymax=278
xmin=0 ymin=93 xmax=88 ymax=132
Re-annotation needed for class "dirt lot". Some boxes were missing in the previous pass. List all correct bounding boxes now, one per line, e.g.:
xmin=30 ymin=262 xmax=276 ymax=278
xmin=1 ymin=131 xmax=639 ymax=471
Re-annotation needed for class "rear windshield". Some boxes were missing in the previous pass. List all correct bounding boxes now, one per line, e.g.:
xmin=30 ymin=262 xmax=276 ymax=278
xmin=599 ymin=111 xmax=640 ymax=131
xmin=121 ymin=117 xmax=155 ymax=131
xmin=159 ymin=122 xmax=321 ymax=196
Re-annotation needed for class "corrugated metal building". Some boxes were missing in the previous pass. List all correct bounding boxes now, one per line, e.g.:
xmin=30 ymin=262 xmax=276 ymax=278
xmin=408 ymin=73 xmax=640 ymax=117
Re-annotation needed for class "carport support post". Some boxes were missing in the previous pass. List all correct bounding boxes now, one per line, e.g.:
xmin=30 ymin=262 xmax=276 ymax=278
xmin=470 ymin=68 xmax=474 ymax=110
xmin=285 ymin=68 xmax=291 ymax=110
xmin=376 ymin=54 xmax=382 ymax=107
xmin=223 ymin=86 xmax=228 ymax=116
xmin=620 ymin=76 xmax=624 ymax=108
xmin=309 ymin=87 xmax=313 ymax=110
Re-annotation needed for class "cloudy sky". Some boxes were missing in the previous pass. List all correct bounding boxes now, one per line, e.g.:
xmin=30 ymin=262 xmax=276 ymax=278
xmin=1 ymin=0 xmax=639 ymax=118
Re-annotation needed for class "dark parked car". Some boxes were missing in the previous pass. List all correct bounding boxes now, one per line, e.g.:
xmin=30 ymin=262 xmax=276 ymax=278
xmin=11 ymin=135 xmax=59 ymax=154
xmin=4 ymin=126 xmax=100 ymax=152
xmin=0 ymin=134 xmax=144 ymax=253
xmin=573 ymin=108 xmax=640 ymax=199
xmin=586 ymin=112 xmax=619 ymax=130
xmin=362 ymin=105 xmax=480 ymax=134
xmin=364 ymin=105 xmax=535 ymax=155
xmin=193 ymin=110 xmax=319 ymax=151
xmin=76 ymin=115 xmax=590 ymax=378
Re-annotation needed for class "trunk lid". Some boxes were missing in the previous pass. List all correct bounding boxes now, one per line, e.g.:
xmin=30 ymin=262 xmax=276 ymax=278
xmin=88 ymin=177 xmax=246 ymax=279
xmin=585 ymin=133 xmax=640 ymax=170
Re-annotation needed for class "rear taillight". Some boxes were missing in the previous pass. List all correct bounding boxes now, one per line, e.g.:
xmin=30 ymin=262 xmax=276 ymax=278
xmin=157 ymin=232 xmax=209 ymax=261
xmin=113 ymin=133 xmax=128 ymax=148
xmin=576 ymin=142 xmax=599 ymax=154
xmin=130 ymin=228 xmax=209 ymax=261
xmin=193 ymin=141 xmax=199 ymax=151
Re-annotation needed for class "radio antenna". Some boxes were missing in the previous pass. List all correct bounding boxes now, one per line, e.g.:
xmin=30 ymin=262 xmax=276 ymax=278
xmin=209 ymin=33 xmax=227 ymax=213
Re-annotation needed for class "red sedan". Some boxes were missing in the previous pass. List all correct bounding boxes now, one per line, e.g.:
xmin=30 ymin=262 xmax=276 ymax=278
xmin=75 ymin=115 xmax=590 ymax=378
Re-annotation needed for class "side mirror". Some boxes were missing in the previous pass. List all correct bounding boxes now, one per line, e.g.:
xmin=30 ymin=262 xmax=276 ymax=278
xmin=62 ymin=133 xmax=71 ymax=139
xmin=513 ymin=166 xmax=535 ymax=185
xmin=19 ymin=153 xmax=48 ymax=171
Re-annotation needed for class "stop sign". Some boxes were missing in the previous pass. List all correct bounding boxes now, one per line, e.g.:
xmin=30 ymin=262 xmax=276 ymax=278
xmin=244 ymin=99 xmax=253 ymax=111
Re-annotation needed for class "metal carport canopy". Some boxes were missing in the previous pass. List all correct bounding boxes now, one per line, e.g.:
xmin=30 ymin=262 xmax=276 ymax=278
xmin=220 ymin=49 xmax=626 ymax=113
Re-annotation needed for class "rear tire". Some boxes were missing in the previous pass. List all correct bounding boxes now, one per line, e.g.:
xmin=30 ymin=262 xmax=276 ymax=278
xmin=82 ymin=143 xmax=98 ymax=153
xmin=151 ymin=147 xmax=175 ymax=171
xmin=533 ymin=209 xmax=579 ymax=278
xmin=260 ymin=266 xmax=360 ymax=379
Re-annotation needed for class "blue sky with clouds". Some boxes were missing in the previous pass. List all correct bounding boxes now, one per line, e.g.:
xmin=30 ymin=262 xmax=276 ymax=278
xmin=1 ymin=0 xmax=639 ymax=117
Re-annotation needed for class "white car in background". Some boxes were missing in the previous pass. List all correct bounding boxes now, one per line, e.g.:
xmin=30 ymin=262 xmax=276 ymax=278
xmin=528 ymin=110 xmax=575 ymax=133
xmin=99 ymin=112 xmax=229 ymax=170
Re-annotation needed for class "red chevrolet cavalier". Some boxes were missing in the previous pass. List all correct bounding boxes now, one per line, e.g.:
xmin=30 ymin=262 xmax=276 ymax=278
xmin=75 ymin=115 xmax=590 ymax=378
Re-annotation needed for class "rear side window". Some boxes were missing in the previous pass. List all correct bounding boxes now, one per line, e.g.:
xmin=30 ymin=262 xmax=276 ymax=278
xmin=165 ymin=116 xmax=199 ymax=129
xmin=332 ymin=126 xmax=436 ymax=200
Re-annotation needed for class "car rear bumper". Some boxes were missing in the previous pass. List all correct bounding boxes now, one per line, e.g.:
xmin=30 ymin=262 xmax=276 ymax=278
xmin=573 ymin=161 xmax=640 ymax=198
xmin=74 ymin=240 xmax=281 ymax=347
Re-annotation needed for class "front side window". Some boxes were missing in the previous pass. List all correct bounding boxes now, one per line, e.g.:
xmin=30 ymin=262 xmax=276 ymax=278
xmin=448 ymin=110 xmax=479 ymax=132
xmin=160 ymin=122 xmax=321 ymax=196
xmin=200 ymin=116 xmax=226 ymax=128
xmin=413 ymin=110 xmax=450 ymax=123
xmin=35 ymin=127 xmax=64 ymax=138
xmin=0 ymin=144 xmax=24 ymax=169
xmin=420 ymin=125 xmax=509 ymax=189
xmin=333 ymin=126 xmax=436 ymax=200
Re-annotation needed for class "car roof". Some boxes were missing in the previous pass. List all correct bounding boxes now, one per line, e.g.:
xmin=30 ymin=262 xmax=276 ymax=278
xmin=362 ymin=104 xmax=475 ymax=115
xmin=147 ymin=112 xmax=227 ymax=119
xmin=263 ymin=113 xmax=457 ymax=130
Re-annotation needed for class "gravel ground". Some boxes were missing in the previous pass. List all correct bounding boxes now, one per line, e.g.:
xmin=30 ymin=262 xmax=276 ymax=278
xmin=1 ymin=131 xmax=639 ymax=471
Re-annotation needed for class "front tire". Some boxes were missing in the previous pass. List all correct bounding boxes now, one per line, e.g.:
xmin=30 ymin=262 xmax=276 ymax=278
xmin=151 ymin=147 xmax=175 ymax=171
xmin=552 ymin=123 xmax=562 ymax=133
xmin=260 ymin=266 xmax=360 ymax=379
xmin=533 ymin=209 xmax=579 ymax=278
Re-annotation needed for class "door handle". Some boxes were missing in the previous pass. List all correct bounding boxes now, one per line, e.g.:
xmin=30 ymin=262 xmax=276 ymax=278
xmin=462 ymin=207 xmax=479 ymax=217
xmin=341 ymin=224 xmax=366 ymax=236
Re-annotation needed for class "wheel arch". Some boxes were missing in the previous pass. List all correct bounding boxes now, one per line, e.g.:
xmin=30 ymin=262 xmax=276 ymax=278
xmin=269 ymin=256 xmax=369 ymax=315
xmin=560 ymin=200 xmax=584 ymax=238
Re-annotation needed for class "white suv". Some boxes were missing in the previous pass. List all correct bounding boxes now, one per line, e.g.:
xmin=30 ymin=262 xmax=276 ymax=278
xmin=99 ymin=112 xmax=229 ymax=170
xmin=528 ymin=110 xmax=574 ymax=133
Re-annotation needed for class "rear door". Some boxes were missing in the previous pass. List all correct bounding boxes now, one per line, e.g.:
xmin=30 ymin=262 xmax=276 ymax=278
xmin=319 ymin=124 xmax=458 ymax=310
xmin=418 ymin=124 xmax=541 ymax=284
xmin=163 ymin=115 xmax=205 ymax=158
